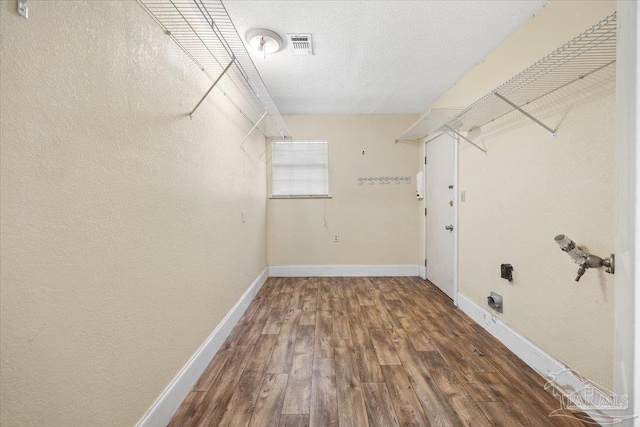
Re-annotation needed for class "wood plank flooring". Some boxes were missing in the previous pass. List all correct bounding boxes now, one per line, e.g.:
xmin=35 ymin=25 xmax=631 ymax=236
xmin=169 ymin=277 xmax=590 ymax=427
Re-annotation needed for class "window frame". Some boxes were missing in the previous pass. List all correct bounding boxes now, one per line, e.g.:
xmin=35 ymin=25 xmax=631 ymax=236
xmin=270 ymin=139 xmax=331 ymax=199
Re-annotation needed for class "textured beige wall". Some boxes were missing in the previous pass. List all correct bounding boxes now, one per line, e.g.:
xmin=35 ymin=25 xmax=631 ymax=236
xmin=268 ymin=115 xmax=420 ymax=266
xmin=0 ymin=1 xmax=267 ymax=426
xmin=424 ymin=0 xmax=616 ymax=387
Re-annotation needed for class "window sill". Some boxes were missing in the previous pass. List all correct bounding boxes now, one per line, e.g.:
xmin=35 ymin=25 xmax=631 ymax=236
xmin=269 ymin=195 xmax=332 ymax=200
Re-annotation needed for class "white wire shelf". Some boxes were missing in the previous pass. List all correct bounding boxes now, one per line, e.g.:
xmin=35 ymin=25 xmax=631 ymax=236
xmin=138 ymin=0 xmax=290 ymax=138
xmin=396 ymin=108 xmax=463 ymax=141
xmin=397 ymin=12 xmax=617 ymax=151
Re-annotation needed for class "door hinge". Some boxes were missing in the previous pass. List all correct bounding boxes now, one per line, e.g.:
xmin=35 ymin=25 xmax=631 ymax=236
xmin=424 ymin=156 xmax=427 ymax=165
xmin=424 ymin=208 xmax=427 ymax=216
xmin=424 ymin=259 xmax=427 ymax=267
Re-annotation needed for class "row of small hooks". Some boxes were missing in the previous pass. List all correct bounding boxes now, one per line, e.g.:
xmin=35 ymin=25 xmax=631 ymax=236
xmin=357 ymin=176 xmax=411 ymax=185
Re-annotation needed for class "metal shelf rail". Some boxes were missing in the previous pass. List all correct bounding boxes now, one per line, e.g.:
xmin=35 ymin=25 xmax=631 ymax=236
xmin=138 ymin=0 xmax=290 ymax=139
xmin=397 ymin=12 xmax=617 ymax=153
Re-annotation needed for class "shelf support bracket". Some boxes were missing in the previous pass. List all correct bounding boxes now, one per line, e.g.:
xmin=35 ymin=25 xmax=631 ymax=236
xmin=190 ymin=56 xmax=235 ymax=119
xmin=423 ymin=131 xmax=448 ymax=145
xmin=494 ymin=92 xmax=557 ymax=138
xmin=240 ymin=111 xmax=268 ymax=151
xmin=443 ymin=125 xmax=487 ymax=154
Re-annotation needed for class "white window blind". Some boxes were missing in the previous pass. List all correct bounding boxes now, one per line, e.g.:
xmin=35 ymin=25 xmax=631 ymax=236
xmin=271 ymin=140 xmax=329 ymax=196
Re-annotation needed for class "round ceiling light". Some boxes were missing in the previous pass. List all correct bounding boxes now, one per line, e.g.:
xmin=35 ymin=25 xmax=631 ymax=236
xmin=245 ymin=29 xmax=283 ymax=55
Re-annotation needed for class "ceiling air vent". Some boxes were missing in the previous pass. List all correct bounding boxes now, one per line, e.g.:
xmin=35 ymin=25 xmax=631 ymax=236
xmin=287 ymin=33 xmax=313 ymax=56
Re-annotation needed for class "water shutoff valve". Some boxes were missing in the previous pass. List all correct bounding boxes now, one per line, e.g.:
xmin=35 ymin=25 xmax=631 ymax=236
xmin=554 ymin=234 xmax=614 ymax=282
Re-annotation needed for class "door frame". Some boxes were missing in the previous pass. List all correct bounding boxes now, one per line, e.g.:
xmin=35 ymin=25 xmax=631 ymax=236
xmin=614 ymin=1 xmax=638 ymax=422
xmin=423 ymin=132 xmax=459 ymax=306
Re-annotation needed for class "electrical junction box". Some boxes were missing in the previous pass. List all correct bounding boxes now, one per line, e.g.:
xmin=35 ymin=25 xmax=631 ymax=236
xmin=501 ymin=264 xmax=513 ymax=282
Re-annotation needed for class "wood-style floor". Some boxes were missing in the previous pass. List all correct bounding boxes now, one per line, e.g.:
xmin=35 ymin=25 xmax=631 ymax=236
xmin=169 ymin=277 xmax=589 ymax=427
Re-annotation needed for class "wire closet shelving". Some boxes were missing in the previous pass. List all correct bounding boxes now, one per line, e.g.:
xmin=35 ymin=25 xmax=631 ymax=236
xmin=138 ymin=0 xmax=290 ymax=138
xmin=397 ymin=12 xmax=617 ymax=153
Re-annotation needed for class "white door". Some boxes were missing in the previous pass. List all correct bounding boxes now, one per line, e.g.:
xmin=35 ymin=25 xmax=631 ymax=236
xmin=425 ymin=133 xmax=457 ymax=300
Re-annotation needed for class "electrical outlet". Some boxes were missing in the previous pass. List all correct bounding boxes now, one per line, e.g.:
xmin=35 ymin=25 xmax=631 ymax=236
xmin=333 ymin=234 xmax=339 ymax=243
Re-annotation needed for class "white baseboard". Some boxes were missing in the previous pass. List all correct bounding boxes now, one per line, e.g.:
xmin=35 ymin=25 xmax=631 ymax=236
xmin=268 ymin=264 xmax=420 ymax=277
xmin=457 ymin=293 xmax=565 ymax=378
xmin=135 ymin=267 xmax=269 ymax=427
xmin=419 ymin=266 xmax=427 ymax=280
xmin=457 ymin=293 xmax=619 ymax=425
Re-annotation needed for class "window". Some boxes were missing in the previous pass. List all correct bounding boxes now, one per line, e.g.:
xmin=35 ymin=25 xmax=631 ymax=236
xmin=271 ymin=140 xmax=329 ymax=197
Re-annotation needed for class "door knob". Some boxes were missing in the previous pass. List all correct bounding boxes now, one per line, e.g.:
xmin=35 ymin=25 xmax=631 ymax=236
xmin=445 ymin=225 xmax=454 ymax=231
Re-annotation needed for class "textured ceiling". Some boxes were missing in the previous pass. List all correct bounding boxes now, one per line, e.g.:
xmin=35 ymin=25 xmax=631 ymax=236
xmin=224 ymin=1 xmax=548 ymax=115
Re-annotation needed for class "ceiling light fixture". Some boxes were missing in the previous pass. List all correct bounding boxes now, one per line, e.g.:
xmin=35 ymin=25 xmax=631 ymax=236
xmin=245 ymin=29 xmax=283 ymax=58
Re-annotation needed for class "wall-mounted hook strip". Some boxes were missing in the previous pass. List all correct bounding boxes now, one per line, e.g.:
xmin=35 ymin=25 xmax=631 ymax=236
xmin=357 ymin=176 xmax=411 ymax=184
xmin=190 ymin=56 xmax=235 ymax=119
xmin=17 ymin=0 xmax=28 ymax=18
xmin=443 ymin=125 xmax=487 ymax=154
